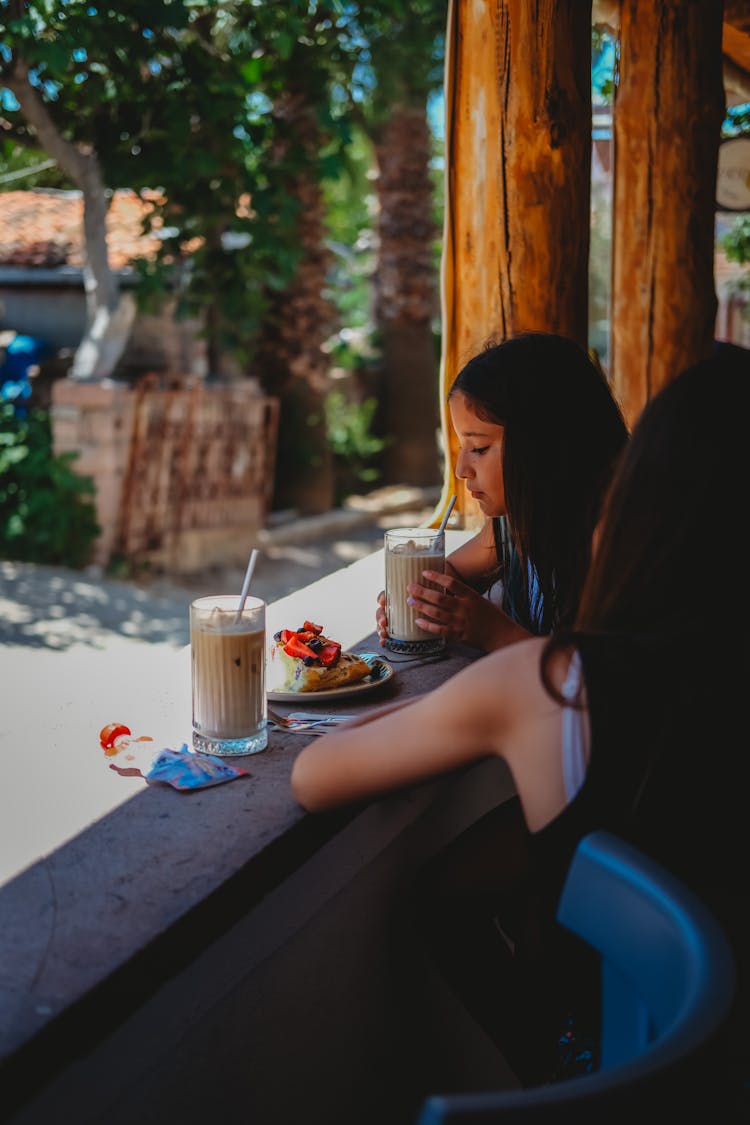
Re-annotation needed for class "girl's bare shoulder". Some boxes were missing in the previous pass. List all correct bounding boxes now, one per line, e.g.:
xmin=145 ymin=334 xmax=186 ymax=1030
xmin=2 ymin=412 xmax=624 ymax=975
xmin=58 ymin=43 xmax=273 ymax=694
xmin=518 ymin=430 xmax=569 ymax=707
xmin=474 ymin=634 xmax=547 ymax=679
xmin=446 ymin=636 xmax=549 ymax=721
xmin=467 ymin=637 xmax=577 ymax=712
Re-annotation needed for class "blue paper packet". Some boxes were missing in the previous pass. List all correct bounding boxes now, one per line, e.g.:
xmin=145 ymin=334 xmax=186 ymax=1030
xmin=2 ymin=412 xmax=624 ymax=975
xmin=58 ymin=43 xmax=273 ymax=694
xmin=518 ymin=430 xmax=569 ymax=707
xmin=145 ymin=745 xmax=250 ymax=790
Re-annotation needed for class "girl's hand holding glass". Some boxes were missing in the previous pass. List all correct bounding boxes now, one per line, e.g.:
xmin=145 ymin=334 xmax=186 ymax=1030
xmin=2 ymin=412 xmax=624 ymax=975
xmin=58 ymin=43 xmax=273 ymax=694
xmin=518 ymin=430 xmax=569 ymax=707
xmin=406 ymin=570 xmax=489 ymax=647
xmin=377 ymin=572 xmax=527 ymax=652
xmin=413 ymin=572 xmax=534 ymax=651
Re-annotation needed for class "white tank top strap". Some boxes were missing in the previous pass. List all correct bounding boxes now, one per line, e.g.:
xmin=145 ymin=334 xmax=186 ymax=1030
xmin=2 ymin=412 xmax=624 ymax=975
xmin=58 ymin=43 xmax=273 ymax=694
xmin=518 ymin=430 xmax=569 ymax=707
xmin=561 ymin=649 xmax=587 ymax=802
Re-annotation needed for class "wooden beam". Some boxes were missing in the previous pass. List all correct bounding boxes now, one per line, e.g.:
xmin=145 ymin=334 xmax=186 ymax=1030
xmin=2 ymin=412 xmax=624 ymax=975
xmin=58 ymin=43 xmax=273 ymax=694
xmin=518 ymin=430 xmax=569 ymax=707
xmin=439 ymin=0 xmax=593 ymax=523
xmin=610 ymin=0 xmax=725 ymax=429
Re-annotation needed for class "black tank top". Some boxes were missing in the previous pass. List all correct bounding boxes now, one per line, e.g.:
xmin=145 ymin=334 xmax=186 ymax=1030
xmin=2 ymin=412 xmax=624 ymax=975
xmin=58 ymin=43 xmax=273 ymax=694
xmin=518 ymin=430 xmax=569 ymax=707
xmin=530 ymin=632 xmax=748 ymax=939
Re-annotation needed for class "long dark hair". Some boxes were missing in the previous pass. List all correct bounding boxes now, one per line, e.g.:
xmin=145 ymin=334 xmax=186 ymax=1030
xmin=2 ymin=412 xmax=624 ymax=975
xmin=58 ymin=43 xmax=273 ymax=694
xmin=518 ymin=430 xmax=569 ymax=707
xmin=542 ymin=350 xmax=749 ymax=701
xmin=450 ymin=332 xmax=628 ymax=631
xmin=576 ymin=351 xmax=747 ymax=639
xmin=540 ymin=350 xmax=750 ymax=897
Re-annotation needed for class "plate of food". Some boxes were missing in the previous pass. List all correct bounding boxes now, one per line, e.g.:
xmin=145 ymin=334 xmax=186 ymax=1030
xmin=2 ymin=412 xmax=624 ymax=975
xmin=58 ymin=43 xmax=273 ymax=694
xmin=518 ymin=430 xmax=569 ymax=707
xmin=267 ymin=620 xmax=394 ymax=702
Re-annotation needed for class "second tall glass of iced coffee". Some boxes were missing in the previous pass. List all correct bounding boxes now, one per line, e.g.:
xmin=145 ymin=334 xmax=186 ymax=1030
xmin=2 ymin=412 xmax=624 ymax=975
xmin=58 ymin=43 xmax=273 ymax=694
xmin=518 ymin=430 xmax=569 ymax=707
xmin=384 ymin=527 xmax=446 ymax=656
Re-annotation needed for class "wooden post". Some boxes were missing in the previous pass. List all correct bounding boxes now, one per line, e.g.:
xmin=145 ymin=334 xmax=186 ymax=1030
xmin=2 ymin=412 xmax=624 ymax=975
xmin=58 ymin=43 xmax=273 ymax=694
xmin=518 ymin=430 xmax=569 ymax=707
xmin=439 ymin=0 xmax=593 ymax=524
xmin=611 ymin=0 xmax=725 ymax=429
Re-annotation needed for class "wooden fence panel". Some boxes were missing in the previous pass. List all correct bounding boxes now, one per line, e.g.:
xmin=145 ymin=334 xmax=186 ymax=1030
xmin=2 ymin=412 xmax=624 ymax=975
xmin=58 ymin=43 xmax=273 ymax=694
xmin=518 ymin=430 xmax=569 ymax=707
xmin=117 ymin=377 xmax=279 ymax=573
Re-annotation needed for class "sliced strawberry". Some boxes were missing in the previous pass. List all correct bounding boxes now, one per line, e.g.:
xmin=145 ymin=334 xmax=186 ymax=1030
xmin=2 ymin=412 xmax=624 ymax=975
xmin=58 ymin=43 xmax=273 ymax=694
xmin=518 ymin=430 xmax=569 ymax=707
xmin=279 ymin=629 xmax=295 ymax=644
xmin=284 ymin=635 xmax=319 ymax=661
xmin=318 ymin=642 xmax=341 ymax=667
xmin=302 ymin=621 xmax=324 ymax=635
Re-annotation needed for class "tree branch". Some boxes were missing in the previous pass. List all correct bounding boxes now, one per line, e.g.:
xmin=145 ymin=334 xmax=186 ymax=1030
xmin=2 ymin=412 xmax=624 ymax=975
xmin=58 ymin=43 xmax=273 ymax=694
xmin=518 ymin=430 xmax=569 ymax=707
xmin=3 ymin=57 xmax=96 ymax=190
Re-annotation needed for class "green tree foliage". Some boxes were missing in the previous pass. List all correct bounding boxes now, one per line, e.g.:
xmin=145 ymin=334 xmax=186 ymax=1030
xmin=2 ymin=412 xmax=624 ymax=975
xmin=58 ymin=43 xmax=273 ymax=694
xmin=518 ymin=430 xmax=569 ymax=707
xmin=723 ymin=214 xmax=750 ymax=266
xmin=0 ymin=2 xmax=225 ymax=376
xmin=719 ymin=106 xmax=750 ymax=305
xmin=352 ymin=0 xmax=446 ymax=127
xmin=332 ymin=1 xmax=446 ymax=487
xmin=348 ymin=0 xmax=446 ymax=304
xmin=721 ymin=214 xmax=750 ymax=302
xmin=128 ymin=3 xmax=359 ymax=371
xmin=0 ymin=142 xmax=66 ymax=189
xmin=0 ymin=3 xmax=447 ymax=510
xmin=325 ymin=389 xmax=390 ymax=502
xmin=321 ymin=4 xmax=447 ymax=345
xmin=323 ymin=125 xmax=378 ymax=332
xmin=0 ymin=2 xmax=356 ymax=371
xmin=1 ymin=1 xmax=192 ymax=160
xmin=0 ymin=403 xmax=99 ymax=566
xmin=0 ymin=1 xmax=447 ymax=379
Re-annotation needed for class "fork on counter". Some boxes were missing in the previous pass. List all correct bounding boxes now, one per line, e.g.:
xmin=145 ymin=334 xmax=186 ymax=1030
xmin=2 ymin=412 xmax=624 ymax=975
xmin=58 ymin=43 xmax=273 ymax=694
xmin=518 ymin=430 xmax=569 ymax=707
xmin=266 ymin=707 xmax=355 ymax=733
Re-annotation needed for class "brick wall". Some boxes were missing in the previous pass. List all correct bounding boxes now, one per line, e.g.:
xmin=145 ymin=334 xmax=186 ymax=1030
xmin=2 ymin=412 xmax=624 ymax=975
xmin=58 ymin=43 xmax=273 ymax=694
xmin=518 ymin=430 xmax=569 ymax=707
xmin=51 ymin=378 xmax=279 ymax=574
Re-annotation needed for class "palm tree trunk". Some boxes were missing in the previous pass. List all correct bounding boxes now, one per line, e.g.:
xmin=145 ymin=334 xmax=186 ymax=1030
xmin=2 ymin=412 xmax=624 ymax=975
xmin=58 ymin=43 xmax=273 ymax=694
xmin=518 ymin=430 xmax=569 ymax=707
xmin=254 ymin=93 xmax=337 ymax=515
xmin=372 ymin=104 xmax=441 ymax=487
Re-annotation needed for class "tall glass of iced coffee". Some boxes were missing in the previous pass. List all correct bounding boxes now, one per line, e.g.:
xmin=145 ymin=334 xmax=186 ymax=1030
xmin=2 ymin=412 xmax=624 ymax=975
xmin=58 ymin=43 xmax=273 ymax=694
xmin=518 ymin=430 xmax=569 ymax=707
xmin=384 ymin=527 xmax=446 ymax=656
xmin=190 ymin=594 xmax=267 ymax=756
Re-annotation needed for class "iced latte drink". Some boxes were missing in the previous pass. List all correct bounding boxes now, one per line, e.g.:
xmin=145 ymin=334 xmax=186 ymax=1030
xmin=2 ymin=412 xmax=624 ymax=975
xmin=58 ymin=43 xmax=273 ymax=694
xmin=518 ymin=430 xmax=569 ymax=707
xmin=384 ymin=528 xmax=446 ymax=656
xmin=191 ymin=595 xmax=267 ymax=756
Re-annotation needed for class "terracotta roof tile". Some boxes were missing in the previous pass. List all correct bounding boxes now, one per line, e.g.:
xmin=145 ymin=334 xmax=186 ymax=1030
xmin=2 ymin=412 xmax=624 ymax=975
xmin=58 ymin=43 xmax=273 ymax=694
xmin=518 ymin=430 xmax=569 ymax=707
xmin=0 ymin=188 xmax=162 ymax=269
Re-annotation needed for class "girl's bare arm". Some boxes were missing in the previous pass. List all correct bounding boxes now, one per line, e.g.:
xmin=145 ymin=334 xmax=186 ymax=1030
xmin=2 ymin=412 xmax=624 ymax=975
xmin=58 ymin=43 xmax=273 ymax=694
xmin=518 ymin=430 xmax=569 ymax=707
xmin=290 ymin=639 xmax=550 ymax=813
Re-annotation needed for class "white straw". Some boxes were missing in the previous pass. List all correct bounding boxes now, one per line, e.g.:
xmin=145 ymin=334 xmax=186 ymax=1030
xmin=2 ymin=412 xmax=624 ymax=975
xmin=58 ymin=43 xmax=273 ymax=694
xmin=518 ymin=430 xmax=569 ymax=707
xmin=235 ymin=548 xmax=259 ymax=622
xmin=437 ymin=494 xmax=457 ymax=536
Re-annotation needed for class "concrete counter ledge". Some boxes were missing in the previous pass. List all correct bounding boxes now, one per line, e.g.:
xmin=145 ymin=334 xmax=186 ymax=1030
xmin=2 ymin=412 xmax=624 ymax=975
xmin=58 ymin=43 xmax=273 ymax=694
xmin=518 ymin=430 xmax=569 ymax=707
xmin=1 ymin=536 xmax=517 ymax=1125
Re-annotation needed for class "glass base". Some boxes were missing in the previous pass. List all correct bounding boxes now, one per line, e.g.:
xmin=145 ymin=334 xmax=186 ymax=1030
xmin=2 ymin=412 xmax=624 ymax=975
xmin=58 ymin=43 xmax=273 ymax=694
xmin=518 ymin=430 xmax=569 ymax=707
xmin=384 ymin=635 xmax=446 ymax=657
xmin=192 ymin=726 xmax=268 ymax=757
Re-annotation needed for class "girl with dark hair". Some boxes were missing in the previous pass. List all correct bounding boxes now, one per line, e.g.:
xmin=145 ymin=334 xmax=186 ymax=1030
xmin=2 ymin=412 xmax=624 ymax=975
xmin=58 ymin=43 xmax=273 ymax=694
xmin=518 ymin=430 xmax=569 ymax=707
xmin=377 ymin=332 xmax=628 ymax=651
xmin=293 ymin=350 xmax=749 ymax=1101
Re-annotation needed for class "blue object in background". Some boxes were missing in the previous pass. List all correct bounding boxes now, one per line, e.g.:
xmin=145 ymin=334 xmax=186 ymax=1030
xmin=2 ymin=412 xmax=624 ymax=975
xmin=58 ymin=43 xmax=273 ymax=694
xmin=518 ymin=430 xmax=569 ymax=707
xmin=1 ymin=334 xmax=53 ymax=379
xmin=0 ymin=334 xmax=53 ymax=417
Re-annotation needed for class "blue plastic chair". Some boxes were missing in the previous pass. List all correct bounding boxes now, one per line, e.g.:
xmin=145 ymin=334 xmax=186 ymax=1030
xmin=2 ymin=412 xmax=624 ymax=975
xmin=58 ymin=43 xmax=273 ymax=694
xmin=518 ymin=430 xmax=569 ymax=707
xmin=416 ymin=830 xmax=737 ymax=1123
